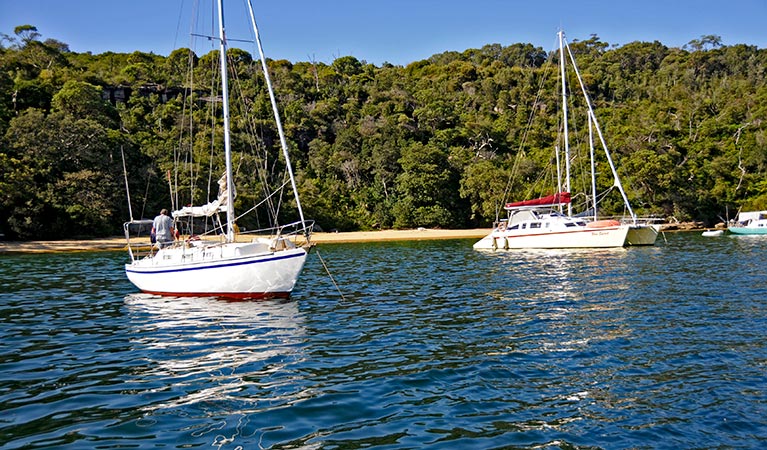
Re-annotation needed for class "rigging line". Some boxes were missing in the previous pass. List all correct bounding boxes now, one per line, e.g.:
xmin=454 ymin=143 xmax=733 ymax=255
xmin=500 ymin=54 xmax=555 ymax=217
xmin=120 ymin=145 xmax=134 ymax=221
xmin=179 ymin=36 xmax=194 ymax=207
xmin=225 ymin=50 xmax=280 ymax=225
xmin=315 ymin=249 xmax=346 ymax=301
xmin=181 ymin=54 xmax=195 ymax=210
xmin=238 ymin=76 xmax=276 ymax=219
xmin=215 ymin=0 xmax=236 ymax=244
xmin=250 ymin=57 xmax=285 ymax=221
xmin=233 ymin=179 xmax=291 ymax=223
xmin=225 ymin=49 xmax=266 ymax=214
xmin=191 ymin=33 xmax=256 ymax=44
xmin=190 ymin=220 xmax=227 ymax=238
xmin=246 ymin=0 xmax=308 ymax=232
xmin=223 ymin=41 xmax=272 ymax=214
xmin=205 ymin=45 xmax=219 ymax=209
xmin=191 ymin=0 xmax=218 ymax=208
xmin=140 ymin=172 xmax=152 ymax=220
xmin=166 ymin=169 xmax=174 ymax=212
xmin=175 ymin=2 xmax=196 ymax=211
xmin=223 ymin=40 xmax=278 ymax=227
xmin=563 ymin=37 xmax=635 ymax=221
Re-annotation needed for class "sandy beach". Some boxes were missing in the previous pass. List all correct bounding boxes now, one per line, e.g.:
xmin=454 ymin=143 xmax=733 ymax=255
xmin=0 ymin=222 xmax=710 ymax=254
xmin=0 ymin=228 xmax=493 ymax=254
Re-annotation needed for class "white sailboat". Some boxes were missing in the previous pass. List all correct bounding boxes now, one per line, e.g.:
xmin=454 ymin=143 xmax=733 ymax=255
xmin=123 ymin=0 xmax=313 ymax=299
xmin=474 ymin=30 xmax=658 ymax=250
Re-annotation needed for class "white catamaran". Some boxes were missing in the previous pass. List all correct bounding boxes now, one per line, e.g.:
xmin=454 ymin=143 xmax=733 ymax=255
xmin=474 ymin=30 xmax=659 ymax=250
xmin=123 ymin=0 xmax=313 ymax=299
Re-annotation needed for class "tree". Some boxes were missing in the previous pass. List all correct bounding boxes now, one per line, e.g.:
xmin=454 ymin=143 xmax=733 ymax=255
xmin=393 ymin=142 xmax=461 ymax=228
xmin=51 ymin=80 xmax=119 ymax=126
xmin=685 ymin=35 xmax=723 ymax=51
xmin=460 ymin=158 xmax=512 ymax=225
xmin=14 ymin=25 xmax=41 ymax=46
xmin=1 ymin=76 xmax=125 ymax=239
xmin=3 ymin=23 xmax=767 ymax=238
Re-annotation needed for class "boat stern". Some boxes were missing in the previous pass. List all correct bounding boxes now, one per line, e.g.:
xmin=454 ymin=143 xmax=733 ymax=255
xmin=625 ymin=224 xmax=660 ymax=246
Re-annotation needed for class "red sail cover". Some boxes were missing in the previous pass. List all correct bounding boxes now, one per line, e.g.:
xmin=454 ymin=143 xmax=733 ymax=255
xmin=505 ymin=192 xmax=571 ymax=209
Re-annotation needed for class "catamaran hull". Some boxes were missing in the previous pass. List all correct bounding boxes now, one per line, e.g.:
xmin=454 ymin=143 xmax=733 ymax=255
xmin=473 ymin=226 xmax=630 ymax=250
xmin=125 ymin=246 xmax=308 ymax=299
xmin=625 ymin=224 xmax=660 ymax=246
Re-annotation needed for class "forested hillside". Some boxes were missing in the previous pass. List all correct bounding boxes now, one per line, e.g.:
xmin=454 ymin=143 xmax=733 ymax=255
xmin=1 ymin=25 xmax=766 ymax=240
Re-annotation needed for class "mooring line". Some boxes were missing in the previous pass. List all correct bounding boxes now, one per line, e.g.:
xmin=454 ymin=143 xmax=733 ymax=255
xmin=315 ymin=248 xmax=346 ymax=300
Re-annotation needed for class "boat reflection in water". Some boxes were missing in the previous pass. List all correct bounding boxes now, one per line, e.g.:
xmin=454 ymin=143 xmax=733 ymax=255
xmin=489 ymin=246 xmax=636 ymax=353
xmin=124 ymin=294 xmax=311 ymax=443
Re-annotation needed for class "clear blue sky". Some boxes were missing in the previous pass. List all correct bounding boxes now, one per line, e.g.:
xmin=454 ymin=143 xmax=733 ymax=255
xmin=1 ymin=0 xmax=765 ymax=66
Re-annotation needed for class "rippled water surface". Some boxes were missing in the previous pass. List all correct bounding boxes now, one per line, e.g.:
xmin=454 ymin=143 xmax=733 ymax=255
xmin=2 ymin=232 xmax=767 ymax=449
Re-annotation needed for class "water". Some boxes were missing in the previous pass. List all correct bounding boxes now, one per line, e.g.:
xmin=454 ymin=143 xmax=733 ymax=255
xmin=1 ymin=232 xmax=766 ymax=449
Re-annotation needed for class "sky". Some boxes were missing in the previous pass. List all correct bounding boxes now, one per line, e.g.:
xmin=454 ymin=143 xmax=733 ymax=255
xmin=1 ymin=0 xmax=766 ymax=66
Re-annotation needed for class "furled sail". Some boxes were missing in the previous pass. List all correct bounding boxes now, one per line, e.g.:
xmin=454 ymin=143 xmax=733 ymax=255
xmin=172 ymin=174 xmax=235 ymax=218
xmin=505 ymin=192 xmax=571 ymax=210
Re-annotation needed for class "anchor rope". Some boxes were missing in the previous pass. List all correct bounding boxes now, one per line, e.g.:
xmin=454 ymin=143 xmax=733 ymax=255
xmin=315 ymin=249 xmax=345 ymax=301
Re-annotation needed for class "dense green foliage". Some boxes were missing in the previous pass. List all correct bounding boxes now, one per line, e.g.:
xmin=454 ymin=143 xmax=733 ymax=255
xmin=2 ymin=25 xmax=766 ymax=240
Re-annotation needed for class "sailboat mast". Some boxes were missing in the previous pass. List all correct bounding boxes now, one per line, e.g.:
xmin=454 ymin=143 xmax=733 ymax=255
xmin=245 ymin=0 xmax=308 ymax=233
xmin=216 ymin=0 xmax=236 ymax=242
xmin=588 ymin=116 xmax=597 ymax=220
xmin=563 ymin=40 xmax=637 ymax=222
xmin=558 ymin=30 xmax=572 ymax=217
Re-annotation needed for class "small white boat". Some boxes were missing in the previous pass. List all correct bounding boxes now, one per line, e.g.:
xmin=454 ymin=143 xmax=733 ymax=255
xmin=702 ymin=229 xmax=724 ymax=237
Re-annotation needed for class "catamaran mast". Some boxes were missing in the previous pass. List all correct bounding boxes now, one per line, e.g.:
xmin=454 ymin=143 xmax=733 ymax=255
xmin=588 ymin=115 xmax=597 ymax=220
xmin=217 ymin=0 xmax=236 ymax=242
xmin=558 ymin=30 xmax=572 ymax=217
xmin=563 ymin=38 xmax=637 ymax=222
xmin=245 ymin=0 xmax=308 ymax=234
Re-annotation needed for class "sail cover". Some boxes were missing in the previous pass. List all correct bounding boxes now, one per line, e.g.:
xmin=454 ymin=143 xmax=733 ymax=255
xmin=172 ymin=174 xmax=234 ymax=218
xmin=505 ymin=192 xmax=571 ymax=210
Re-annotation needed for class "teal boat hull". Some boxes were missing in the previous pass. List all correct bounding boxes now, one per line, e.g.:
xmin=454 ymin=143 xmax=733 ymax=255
xmin=728 ymin=227 xmax=767 ymax=235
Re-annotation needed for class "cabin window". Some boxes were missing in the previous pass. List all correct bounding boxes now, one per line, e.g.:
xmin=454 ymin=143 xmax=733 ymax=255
xmin=564 ymin=222 xmax=576 ymax=227
xmin=576 ymin=221 xmax=587 ymax=226
xmin=530 ymin=222 xmax=541 ymax=229
xmin=509 ymin=224 xmax=519 ymax=230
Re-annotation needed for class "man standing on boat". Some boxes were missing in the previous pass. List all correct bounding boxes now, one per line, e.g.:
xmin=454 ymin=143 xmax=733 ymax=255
xmin=152 ymin=209 xmax=175 ymax=248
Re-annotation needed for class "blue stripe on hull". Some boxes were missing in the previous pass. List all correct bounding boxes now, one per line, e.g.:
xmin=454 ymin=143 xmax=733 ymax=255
xmin=125 ymin=251 xmax=305 ymax=276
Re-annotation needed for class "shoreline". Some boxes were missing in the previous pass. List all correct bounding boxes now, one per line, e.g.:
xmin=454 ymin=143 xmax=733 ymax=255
xmin=0 ymin=223 xmax=712 ymax=254
xmin=0 ymin=228 xmax=493 ymax=254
